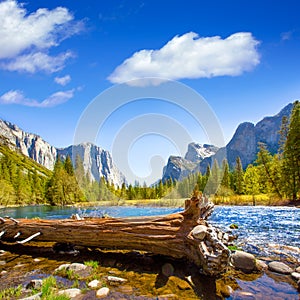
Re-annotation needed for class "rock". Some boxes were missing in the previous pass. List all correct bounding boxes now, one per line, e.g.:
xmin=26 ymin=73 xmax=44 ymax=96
xmin=58 ymin=288 xmax=81 ymax=298
xmin=68 ymin=263 xmax=87 ymax=272
xmin=296 ymin=266 xmax=300 ymax=273
xmin=162 ymin=263 xmax=174 ymax=277
xmin=291 ymin=272 xmax=300 ymax=281
xmin=26 ymin=279 xmax=43 ymax=290
xmin=20 ymin=293 xmax=42 ymax=300
xmin=230 ymin=251 xmax=256 ymax=272
xmin=117 ymin=285 xmax=133 ymax=294
xmin=54 ymin=263 xmax=71 ymax=272
xmin=268 ymin=261 xmax=293 ymax=274
xmin=191 ymin=225 xmax=207 ymax=240
xmin=255 ymin=259 xmax=268 ymax=272
xmin=0 ymin=260 xmax=5 ymax=265
xmin=88 ymin=279 xmax=101 ymax=289
xmin=298 ymin=279 xmax=300 ymax=292
xmin=106 ymin=275 xmax=127 ymax=286
xmin=96 ymin=287 xmax=110 ymax=298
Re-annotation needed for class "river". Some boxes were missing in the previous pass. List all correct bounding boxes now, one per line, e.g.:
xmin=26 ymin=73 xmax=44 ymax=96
xmin=0 ymin=205 xmax=299 ymax=299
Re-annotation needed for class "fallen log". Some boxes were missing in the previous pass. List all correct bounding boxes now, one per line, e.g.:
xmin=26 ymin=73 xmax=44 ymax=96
xmin=0 ymin=195 xmax=230 ymax=276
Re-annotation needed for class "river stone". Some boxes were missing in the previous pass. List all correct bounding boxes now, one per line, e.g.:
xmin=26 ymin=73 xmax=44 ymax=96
xmin=20 ymin=293 xmax=41 ymax=300
xmin=96 ymin=287 xmax=110 ymax=298
xmin=191 ymin=225 xmax=207 ymax=240
xmin=58 ymin=288 xmax=81 ymax=298
xmin=68 ymin=263 xmax=87 ymax=272
xmin=107 ymin=275 xmax=127 ymax=285
xmin=26 ymin=279 xmax=43 ymax=289
xmin=162 ymin=263 xmax=174 ymax=277
xmin=255 ymin=259 xmax=268 ymax=272
xmin=296 ymin=266 xmax=300 ymax=273
xmin=291 ymin=272 xmax=300 ymax=281
xmin=230 ymin=251 xmax=256 ymax=272
xmin=268 ymin=261 xmax=293 ymax=274
xmin=54 ymin=263 xmax=71 ymax=272
xmin=88 ymin=279 xmax=101 ymax=289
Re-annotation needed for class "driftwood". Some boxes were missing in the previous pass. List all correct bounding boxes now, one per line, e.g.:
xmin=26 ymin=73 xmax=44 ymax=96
xmin=0 ymin=196 xmax=230 ymax=276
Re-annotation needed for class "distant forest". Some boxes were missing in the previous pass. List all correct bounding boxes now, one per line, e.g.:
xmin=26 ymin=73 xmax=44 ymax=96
xmin=0 ymin=101 xmax=299 ymax=206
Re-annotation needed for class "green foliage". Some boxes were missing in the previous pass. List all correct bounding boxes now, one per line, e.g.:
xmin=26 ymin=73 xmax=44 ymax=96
xmin=84 ymin=260 xmax=99 ymax=269
xmin=0 ymin=285 xmax=22 ymax=299
xmin=281 ymin=100 xmax=300 ymax=200
xmin=0 ymin=145 xmax=50 ymax=206
xmin=46 ymin=156 xmax=85 ymax=205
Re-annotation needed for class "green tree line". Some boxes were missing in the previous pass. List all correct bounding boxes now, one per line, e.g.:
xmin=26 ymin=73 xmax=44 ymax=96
xmin=0 ymin=101 xmax=298 ymax=206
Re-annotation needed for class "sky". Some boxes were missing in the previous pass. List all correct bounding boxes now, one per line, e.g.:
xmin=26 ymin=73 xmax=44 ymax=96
xmin=0 ymin=0 xmax=300 ymax=183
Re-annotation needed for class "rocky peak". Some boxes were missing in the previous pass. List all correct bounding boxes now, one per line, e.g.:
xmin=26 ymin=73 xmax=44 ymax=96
xmin=185 ymin=143 xmax=219 ymax=163
xmin=0 ymin=119 xmax=126 ymax=186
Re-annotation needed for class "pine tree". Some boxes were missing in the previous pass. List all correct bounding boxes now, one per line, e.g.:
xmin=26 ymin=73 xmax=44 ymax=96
xmin=233 ymin=157 xmax=244 ymax=194
xmin=282 ymin=100 xmax=300 ymax=200
xmin=221 ymin=159 xmax=230 ymax=189
xmin=244 ymin=164 xmax=260 ymax=205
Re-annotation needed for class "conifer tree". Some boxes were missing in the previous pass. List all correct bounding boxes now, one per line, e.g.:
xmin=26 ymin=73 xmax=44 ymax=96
xmin=282 ymin=100 xmax=300 ymax=200
xmin=233 ymin=157 xmax=244 ymax=194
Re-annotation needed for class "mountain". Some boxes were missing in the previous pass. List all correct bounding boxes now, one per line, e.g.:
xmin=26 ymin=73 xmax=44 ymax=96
xmin=225 ymin=102 xmax=293 ymax=168
xmin=0 ymin=119 xmax=126 ymax=186
xmin=162 ymin=103 xmax=293 ymax=181
xmin=57 ymin=143 xmax=125 ymax=184
xmin=162 ymin=143 xmax=218 ymax=182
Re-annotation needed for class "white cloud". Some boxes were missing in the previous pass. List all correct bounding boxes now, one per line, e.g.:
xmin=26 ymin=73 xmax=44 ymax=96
xmin=54 ymin=75 xmax=71 ymax=86
xmin=0 ymin=0 xmax=83 ymax=73
xmin=0 ymin=89 xmax=75 ymax=107
xmin=108 ymin=32 xmax=260 ymax=85
xmin=1 ymin=51 xmax=74 ymax=73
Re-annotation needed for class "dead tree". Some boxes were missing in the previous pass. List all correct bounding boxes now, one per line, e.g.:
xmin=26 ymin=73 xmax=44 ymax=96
xmin=0 ymin=196 xmax=230 ymax=276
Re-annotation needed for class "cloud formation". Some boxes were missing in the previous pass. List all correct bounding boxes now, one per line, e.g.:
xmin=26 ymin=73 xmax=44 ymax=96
xmin=108 ymin=32 xmax=260 ymax=85
xmin=54 ymin=74 xmax=72 ymax=86
xmin=0 ymin=89 xmax=75 ymax=107
xmin=0 ymin=0 xmax=83 ymax=73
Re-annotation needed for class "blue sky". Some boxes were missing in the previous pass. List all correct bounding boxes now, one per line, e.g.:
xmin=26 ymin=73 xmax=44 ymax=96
xmin=0 ymin=0 xmax=300 ymax=183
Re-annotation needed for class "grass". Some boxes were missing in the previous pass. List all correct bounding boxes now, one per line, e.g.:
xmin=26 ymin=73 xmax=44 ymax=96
xmin=84 ymin=260 xmax=99 ymax=269
xmin=39 ymin=276 xmax=71 ymax=300
xmin=0 ymin=285 xmax=22 ymax=300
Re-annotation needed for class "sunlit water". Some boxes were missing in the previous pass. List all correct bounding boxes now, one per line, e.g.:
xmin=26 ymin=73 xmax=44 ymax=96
xmin=1 ymin=204 xmax=300 ymax=260
xmin=0 ymin=204 xmax=299 ymax=298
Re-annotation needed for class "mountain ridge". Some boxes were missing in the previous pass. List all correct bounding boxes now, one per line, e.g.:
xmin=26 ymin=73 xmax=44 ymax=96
xmin=0 ymin=119 xmax=126 ymax=186
xmin=162 ymin=102 xmax=293 ymax=182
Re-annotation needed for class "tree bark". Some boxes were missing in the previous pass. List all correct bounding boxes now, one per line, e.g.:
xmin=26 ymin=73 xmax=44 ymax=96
xmin=0 ymin=196 xmax=230 ymax=276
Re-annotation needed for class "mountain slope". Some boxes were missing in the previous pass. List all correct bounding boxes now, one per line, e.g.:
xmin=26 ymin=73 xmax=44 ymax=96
xmin=0 ymin=119 xmax=125 ymax=186
xmin=162 ymin=102 xmax=293 ymax=181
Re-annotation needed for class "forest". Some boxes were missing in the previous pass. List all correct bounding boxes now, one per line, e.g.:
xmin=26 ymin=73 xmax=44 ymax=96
xmin=0 ymin=101 xmax=299 ymax=206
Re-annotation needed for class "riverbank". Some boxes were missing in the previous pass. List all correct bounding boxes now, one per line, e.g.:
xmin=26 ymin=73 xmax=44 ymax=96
xmin=0 ymin=243 xmax=299 ymax=299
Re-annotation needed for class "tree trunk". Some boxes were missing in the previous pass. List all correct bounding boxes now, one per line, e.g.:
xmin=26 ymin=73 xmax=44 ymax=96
xmin=0 ymin=196 xmax=230 ymax=276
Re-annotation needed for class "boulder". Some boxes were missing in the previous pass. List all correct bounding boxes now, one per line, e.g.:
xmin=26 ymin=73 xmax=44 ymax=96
xmin=268 ymin=261 xmax=293 ymax=274
xmin=20 ymin=294 xmax=41 ymax=300
xmin=58 ymin=288 xmax=81 ymax=298
xmin=88 ymin=279 xmax=101 ymax=289
xmin=106 ymin=275 xmax=127 ymax=286
xmin=191 ymin=225 xmax=207 ymax=240
xmin=291 ymin=272 xmax=300 ymax=281
xmin=96 ymin=287 xmax=110 ymax=298
xmin=67 ymin=263 xmax=87 ymax=272
xmin=230 ymin=251 xmax=256 ymax=272
xmin=26 ymin=279 xmax=43 ymax=290
xmin=255 ymin=259 xmax=268 ymax=272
